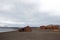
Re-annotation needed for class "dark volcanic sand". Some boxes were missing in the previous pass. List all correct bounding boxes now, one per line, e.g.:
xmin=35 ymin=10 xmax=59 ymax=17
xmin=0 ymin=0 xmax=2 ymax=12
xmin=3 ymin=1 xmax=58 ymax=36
xmin=0 ymin=28 xmax=60 ymax=40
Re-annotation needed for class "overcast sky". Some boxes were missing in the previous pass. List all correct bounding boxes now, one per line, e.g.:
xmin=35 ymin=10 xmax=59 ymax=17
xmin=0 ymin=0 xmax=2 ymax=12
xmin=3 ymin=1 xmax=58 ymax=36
xmin=0 ymin=0 xmax=60 ymax=27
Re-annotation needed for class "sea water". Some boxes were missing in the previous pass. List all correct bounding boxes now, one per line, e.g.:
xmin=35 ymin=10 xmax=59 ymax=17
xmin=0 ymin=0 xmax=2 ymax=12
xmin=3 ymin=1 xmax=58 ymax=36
xmin=0 ymin=28 xmax=17 ymax=32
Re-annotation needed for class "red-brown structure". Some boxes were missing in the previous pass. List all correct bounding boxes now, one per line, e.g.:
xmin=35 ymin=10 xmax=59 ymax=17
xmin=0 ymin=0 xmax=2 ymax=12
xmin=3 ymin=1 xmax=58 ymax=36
xmin=18 ymin=26 xmax=32 ymax=32
xmin=40 ymin=25 xmax=59 ymax=30
xmin=18 ymin=28 xmax=24 ymax=32
xmin=24 ymin=26 xmax=32 ymax=32
xmin=40 ymin=26 xmax=46 ymax=30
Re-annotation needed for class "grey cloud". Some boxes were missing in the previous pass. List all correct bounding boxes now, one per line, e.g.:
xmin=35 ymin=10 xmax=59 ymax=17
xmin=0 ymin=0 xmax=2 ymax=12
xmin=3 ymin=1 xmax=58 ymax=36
xmin=0 ymin=0 xmax=60 ymax=27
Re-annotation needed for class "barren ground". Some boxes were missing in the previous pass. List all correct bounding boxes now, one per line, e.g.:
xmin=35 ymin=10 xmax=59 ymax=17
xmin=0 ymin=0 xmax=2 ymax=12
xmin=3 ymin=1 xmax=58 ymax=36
xmin=0 ymin=28 xmax=60 ymax=40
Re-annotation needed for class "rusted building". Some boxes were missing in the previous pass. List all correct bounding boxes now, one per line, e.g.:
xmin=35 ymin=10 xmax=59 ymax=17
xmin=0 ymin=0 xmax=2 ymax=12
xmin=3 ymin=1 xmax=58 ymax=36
xmin=18 ymin=26 xmax=32 ymax=32
xmin=24 ymin=26 xmax=32 ymax=32
xmin=40 ymin=25 xmax=59 ymax=30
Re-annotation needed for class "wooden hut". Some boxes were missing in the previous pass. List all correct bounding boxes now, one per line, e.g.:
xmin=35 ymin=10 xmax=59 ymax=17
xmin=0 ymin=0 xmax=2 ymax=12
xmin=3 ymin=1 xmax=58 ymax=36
xmin=24 ymin=26 xmax=32 ymax=32
xmin=40 ymin=25 xmax=59 ymax=30
xmin=40 ymin=26 xmax=46 ymax=30
xmin=18 ymin=28 xmax=24 ymax=32
xmin=18 ymin=26 xmax=32 ymax=32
